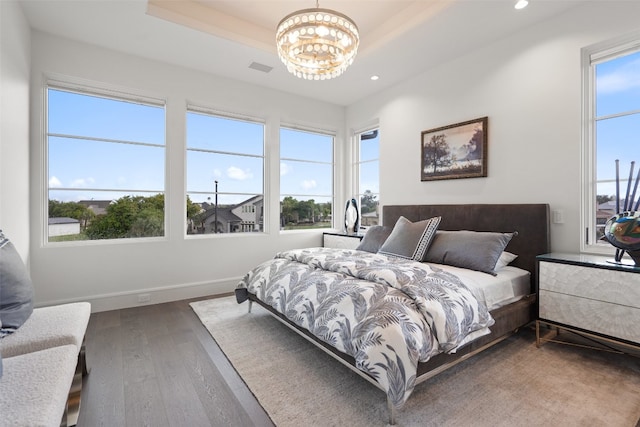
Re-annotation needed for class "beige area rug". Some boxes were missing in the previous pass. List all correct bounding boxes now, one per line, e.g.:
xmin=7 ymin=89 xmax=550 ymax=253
xmin=191 ymin=296 xmax=640 ymax=427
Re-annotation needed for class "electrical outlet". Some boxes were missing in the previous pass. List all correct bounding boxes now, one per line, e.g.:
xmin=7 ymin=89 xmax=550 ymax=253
xmin=552 ymin=210 xmax=564 ymax=224
xmin=137 ymin=293 xmax=151 ymax=303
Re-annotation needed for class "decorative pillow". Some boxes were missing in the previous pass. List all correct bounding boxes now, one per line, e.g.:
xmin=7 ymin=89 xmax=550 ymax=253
xmin=424 ymin=230 xmax=517 ymax=275
xmin=0 ymin=230 xmax=34 ymax=333
xmin=495 ymin=251 xmax=518 ymax=270
xmin=378 ymin=216 xmax=441 ymax=261
xmin=356 ymin=225 xmax=392 ymax=253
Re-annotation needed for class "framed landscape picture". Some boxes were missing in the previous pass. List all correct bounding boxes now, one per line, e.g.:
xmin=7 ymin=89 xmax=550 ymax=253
xmin=421 ymin=116 xmax=488 ymax=181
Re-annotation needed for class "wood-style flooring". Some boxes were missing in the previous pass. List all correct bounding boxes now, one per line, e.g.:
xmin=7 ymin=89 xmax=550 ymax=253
xmin=76 ymin=295 xmax=274 ymax=427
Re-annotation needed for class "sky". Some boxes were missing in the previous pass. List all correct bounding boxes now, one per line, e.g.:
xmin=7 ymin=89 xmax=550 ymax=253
xmin=47 ymin=89 xmax=370 ymax=208
xmin=595 ymin=49 xmax=640 ymax=203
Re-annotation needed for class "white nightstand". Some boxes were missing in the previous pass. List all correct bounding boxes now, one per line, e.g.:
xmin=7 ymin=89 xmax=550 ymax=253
xmin=536 ymin=253 xmax=640 ymax=350
xmin=322 ymin=232 xmax=364 ymax=250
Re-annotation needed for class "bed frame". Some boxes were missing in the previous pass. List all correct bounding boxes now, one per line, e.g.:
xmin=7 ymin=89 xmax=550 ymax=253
xmin=247 ymin=203 xmax=550 ymax=424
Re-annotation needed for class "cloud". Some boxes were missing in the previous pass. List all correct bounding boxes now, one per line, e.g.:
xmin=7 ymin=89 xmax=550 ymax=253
xmin=597 ymin=57 xmax=640 ymax=94
xmin=280 ymin=162 xmax=292 ymax=176
xmin=49 ymin=176 xmax=62 ymax=187
xmin=301 ymin=179 xmax=317 ymax=190
xmin=227 ymin=166 xmax=253 ymax=180
xmin=70 ymin=177 xmax=95 ymax=188
xmin=213 ymin=169 xmax=222 ymax=178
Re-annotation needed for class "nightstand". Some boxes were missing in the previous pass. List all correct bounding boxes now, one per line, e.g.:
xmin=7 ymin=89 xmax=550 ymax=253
xmin=536 ymin=252 xmax=640 ymax=350
xmin=322 ymin=232 xmax=364 ymax=249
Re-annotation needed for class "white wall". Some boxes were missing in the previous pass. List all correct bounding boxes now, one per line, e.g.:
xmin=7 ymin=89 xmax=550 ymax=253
xmin=29 ymin=33 xmax=346 ymax=311
xmin=0 ymin=1 xmax=31 ymax=261
xmin=347 ymin=1 xmax=640 ymax=255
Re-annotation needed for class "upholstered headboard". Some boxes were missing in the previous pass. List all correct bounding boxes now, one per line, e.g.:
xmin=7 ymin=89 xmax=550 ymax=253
xmin=382 ymin=204 xmax=550 ymax=288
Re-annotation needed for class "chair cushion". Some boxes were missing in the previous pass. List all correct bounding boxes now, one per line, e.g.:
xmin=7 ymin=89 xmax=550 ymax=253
xmin=0 ymin=302 xmax=91 ymax=358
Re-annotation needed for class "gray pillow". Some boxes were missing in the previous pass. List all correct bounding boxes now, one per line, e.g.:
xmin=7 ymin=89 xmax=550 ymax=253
xmin=378 ymin=216 xmax=441 ymax=261
xmin=356 ymin=225 xmax=392 ymax=253
xmin=0 ymin=230 xmax=34 ymax=332
xmin=424 ymin=230 xmax=517 ymax=275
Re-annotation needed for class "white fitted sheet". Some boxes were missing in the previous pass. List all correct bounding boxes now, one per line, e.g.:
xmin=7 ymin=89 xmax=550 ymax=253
xmin=429 ymin=263 xmax=531 ymax=311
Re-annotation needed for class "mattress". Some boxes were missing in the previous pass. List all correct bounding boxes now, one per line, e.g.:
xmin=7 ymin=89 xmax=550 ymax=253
xmin=429 ymin=263 xmax=531 ymax=311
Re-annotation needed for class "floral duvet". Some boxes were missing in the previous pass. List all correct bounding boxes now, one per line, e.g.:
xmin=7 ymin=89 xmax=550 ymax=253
xmin=235 ymin=247 xmax=494 ymax=408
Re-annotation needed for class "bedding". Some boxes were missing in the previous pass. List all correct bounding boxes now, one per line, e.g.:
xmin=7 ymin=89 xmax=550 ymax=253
xmin=236 ymin=247 xmax=494 ymax=408
xmin=431 ymin=263 xmax=530 ymax=310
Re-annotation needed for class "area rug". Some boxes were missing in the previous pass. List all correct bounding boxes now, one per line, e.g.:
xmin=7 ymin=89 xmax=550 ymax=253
xmin=191 ymin=296 xmax=640 ymax=427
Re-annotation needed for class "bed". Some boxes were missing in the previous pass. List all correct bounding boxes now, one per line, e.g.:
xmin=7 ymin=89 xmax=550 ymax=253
xmin=235 ymin=204 xmax=550 ymax=424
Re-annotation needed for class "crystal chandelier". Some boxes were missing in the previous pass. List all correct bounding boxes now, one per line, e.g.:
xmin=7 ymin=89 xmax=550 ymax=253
xmin=276 ymin=1 xmax=359 ymax=80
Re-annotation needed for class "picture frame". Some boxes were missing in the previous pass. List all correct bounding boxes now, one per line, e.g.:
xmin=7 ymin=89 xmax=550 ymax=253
xmin=421 ymin=116 xmax=488 ymax=181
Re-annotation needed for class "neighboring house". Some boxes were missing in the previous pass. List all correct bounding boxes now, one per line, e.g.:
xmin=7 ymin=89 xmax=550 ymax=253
xmin=198 ymin=195 xmax=264 ymax=234
xmin=78 ymin=200 xmax=112 ymax=216
xmin=48 ymin=217 xmax=80 ymax=237
xmin=361 ymin=210 xmax=379 ymax=227
xmin=596 ymin=200 xmax=633 ymax=240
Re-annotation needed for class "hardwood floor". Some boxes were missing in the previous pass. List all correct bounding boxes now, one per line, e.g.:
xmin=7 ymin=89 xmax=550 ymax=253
xmin=76 ymin=295 xmax=274 ymax=427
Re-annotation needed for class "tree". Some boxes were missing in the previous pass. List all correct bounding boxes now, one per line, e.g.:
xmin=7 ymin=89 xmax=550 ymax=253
xmin=596 ymin=194 xmax=614 ymax=205
xmin=186 ymin=196 xmax=201 ymax=220
xmin=85 ymin=195 xmax=165 ymax=239
xmin=86 ymin=196 xmax=139 ymax=239
xmin=423 ymin=133 xmax=453 ymax=173
xmin=128 ymin=208 xmax=163 ymax=237
xmin=281 ymin=196 xmax=299 ymax=224
xmin=360 ymin=190 xmax=378 ymax=214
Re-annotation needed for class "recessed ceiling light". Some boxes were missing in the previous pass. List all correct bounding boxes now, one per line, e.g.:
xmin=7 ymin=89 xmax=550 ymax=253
xmin=371 ymin=75 xmax=379 ymax=81
xmin=514 ymin=0 xmax=528 ymax=10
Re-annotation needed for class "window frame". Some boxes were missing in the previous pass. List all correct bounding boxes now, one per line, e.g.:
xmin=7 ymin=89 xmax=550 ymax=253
xmin=185 ymin=105 xmax=266 ymax=237
xmin=279 ymin=124 xmax=336 ymax=232
xmin=44 ymin=78 xmax=167 ymax=246
xmin=581 ymin=31 xmax=640 ymax=254
xmin=353 ymin=125 xmax=380 ymax=229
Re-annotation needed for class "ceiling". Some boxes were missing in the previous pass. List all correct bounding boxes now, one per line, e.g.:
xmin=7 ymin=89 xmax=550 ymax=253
xmin=19 ymin=0 xmax=582 ymax=106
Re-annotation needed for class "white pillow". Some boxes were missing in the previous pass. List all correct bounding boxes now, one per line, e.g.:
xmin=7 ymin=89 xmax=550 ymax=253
xmin=494 ymin=251 xmax=518 ymax=270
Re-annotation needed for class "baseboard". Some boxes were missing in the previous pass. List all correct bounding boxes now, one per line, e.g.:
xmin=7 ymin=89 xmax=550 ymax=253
xmin=35 ymin=277 xmax=242 ymax=313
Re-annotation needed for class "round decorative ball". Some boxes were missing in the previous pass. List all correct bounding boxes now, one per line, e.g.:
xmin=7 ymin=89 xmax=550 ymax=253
xmin=604 ymin=211 xmax=640 ymax=251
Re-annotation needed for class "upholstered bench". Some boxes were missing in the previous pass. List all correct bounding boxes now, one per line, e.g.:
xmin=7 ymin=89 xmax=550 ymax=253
xmin=1 ymin=231 xmax=91 ymax=426
xmin=0 ymin=302 xmax=91 ymax=427
xmin=1 ymin=302 xmax=90 ymax=365
xmin=0 ymin=345 xmax=79 ymax=427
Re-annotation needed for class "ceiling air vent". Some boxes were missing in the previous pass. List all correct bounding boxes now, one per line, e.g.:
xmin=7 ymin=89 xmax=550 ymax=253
xmin=248 ymin=62 xmax=273 ymax=73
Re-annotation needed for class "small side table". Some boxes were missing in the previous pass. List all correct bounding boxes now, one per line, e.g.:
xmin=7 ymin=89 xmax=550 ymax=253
xmin=322 ymin=232 xmax=364 ymax=249
xmin=536 ymin=252 xmax=640 ymax=353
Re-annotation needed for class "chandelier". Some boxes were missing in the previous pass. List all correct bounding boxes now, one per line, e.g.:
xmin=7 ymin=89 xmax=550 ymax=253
xmin=276 ymin=1 xmax=359 ymax=80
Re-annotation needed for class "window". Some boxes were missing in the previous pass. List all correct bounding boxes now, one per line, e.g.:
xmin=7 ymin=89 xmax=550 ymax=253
xmin=46 ymin=85 xmax=166 ymax=242
xmin=280 ymin=127 xmax=334 ymax=230
xmin=356 ymin=128 xmax=380 ymax=227
xmin=582 ymin=37 xmax=640 ymax=251
xmin=186 ymin=109 xmax=264 ymax=234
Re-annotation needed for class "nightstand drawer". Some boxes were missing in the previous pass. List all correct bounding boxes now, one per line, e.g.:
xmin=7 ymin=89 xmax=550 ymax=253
xmin=539 ymin=261 xmax=640 ymax=309
xmin=539 ymin=289 xmax=640 ymax=343
xmin=322 ymin=233 xmax=363 ymax=249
